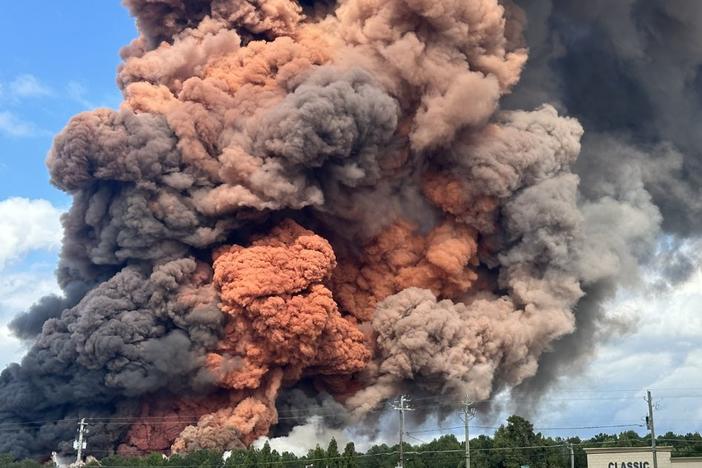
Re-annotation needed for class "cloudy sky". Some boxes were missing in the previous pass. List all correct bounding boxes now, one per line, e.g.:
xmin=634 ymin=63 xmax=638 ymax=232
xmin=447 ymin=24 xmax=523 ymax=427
xmin=0 ymin=0 xmax=700 ymax=448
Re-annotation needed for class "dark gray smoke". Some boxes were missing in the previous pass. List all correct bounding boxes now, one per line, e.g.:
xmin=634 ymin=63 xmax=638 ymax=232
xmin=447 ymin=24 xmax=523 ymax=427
xmin=509 ymin=0 xmax=702 ymax=236
xmin=0 ymin=259 xmax=223 ymax=457
xmin=8 ymin=281 xmax=89 ymax=340
xmin=271 ymin=386 xmax=350 ymax=436
xmin=506 ymin=0 xmax=702 ymax=403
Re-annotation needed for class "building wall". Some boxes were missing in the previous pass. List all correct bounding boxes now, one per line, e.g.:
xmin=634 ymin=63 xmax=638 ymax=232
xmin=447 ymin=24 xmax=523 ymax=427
xmin=585 ymin=447 xmax=673 ymax=468
xmin=672 ymin=458 xmax=702 ymax=468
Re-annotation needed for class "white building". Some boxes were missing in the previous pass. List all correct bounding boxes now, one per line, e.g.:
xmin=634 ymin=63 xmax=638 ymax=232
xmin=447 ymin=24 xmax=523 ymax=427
xmin=585 ymin=446 xmax=702 ymax=468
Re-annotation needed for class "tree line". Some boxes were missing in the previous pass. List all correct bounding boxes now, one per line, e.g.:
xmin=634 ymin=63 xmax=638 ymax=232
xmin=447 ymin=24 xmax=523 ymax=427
xmin=3 ymin=416 xmax=702 ymax=467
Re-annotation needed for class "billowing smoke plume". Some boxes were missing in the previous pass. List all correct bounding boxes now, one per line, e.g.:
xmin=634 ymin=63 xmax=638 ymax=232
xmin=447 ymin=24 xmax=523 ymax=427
xmin=1 ymin=0 xmax=693 ymax=459
xmin=500 ymin=0 xmax=702 ymax=403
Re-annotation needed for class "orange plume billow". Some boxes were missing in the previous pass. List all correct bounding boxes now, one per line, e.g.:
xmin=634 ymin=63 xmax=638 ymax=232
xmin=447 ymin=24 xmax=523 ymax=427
xmin=3 ymin=0 xmax=633 ymax=459
xmin=333 ymin=220 xmax=480 ymax=321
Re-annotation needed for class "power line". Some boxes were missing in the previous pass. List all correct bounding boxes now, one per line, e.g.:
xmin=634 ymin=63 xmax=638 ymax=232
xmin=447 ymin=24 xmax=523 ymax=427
xmin=659 ymin=439 xmax=702 ymax=443
xmin=5 ymin=393 xmax=702 ymax=430
xmin=407 ymin=423 xmax=644 ymax=435
xmin=1 ymin=398 xmax=700 ymax=436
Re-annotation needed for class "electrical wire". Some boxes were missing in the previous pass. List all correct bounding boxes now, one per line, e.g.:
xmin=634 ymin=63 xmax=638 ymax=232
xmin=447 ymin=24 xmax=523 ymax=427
xmin=406 ymin=423 xmax=644 ymax=435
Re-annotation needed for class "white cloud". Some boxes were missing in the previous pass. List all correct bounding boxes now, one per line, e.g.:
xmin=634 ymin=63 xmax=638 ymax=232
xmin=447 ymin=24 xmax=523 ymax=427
xmin=255 ymin=417 xmax=349 ymax=456
xmin=254 ymin=416 xmax=377 ymax=456
xmin=0 ymin=74 xmax=54 ymax=137
xmin=649 ymin=351 xmax=702 ymax=426
xmin=527 ymin=266 xmax=702 ymax=435
xmin=0 ymin=110 xmax=41 ymax=137
xmin=0 ymin=75 xmax=54 ymax=138
xmin=0 ymin=269 xmax=60 ymax=368
xmin=606 ymin=268 xmax=702 ymax=345
xmin=0 ymin=325 xmax=26 ymax=367
xmin=0 ymin=197 xmax=63 ymax=367
xmin=0 ymin=197 xmax=63 ymax=269
xmin=8 ymin=74 xmax=52 ymax=98
xmin=0 ymin=270 xmax=61 ymax=315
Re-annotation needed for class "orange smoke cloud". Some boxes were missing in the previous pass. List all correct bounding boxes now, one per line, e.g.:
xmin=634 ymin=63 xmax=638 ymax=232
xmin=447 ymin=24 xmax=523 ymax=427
xmin=333 ymin=220 xmax=480 ymax=321
xmin=118 ymin=392 xmax=233 ymax=456
xmin=207 ymin=219 xmax=371 ymax=389
xmin=119 ymin=372 xmax=285 ymax=455
xmin=176 ymin=219 xmax=371 ymax=446
xmin=422 ymin=171 xmax=500 ymax=234
xmin=172 ymin=369 xmax=284 ymax=452
xmin=203 ymin=31 xmax=331 ymax=97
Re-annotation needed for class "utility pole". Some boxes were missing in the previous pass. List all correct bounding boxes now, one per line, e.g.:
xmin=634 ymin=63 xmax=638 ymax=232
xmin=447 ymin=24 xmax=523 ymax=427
xmin=569 ymin=443 xmax=575 ymax=468
xmin=462 ymin=397 xmax=476 ymax=468
xmin=646 ymin=390 xmax=658 ymax=468
xmin=73 ymin=418 xmax=88 ymax=466
xmin=392 ymin=395 xmax=413 ymax=468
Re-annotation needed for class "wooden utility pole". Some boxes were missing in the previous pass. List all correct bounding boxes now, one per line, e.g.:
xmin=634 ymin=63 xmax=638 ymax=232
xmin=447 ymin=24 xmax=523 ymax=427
xmin=569 ymin=443 xmax=575 ymax=468
xmin=393 ymin=395 xmax=413 ymax=468
xmin=646 ymin=390 xmax=658 ymax=468
xmin=463 ymin=397 xmax=476 ymax=468
xmin=73 ymin=418 xmax=88 ymax=466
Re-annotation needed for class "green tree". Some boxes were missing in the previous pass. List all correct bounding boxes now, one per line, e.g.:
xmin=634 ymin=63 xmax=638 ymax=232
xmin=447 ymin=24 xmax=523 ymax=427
xmin=471 ymin=434 xmax=496 ymax=468
xmin=493 ymin=415 xmax=540 ymax=468
xmin=259 ymin=441 xmax=275 ymax=466
xmin=281 ymin=450 xmax=302 ymax=468
xmin=327 ymin=438 xmax=341 ymax=468
xmin=307 ymin=444 xmax=327 ymax=468
xmin=178 ymin=449 xmax=225 ymax=467
xmin=141 ymin=452 xmax=167 ymax=466
xmin=342 ymin=442 xmax=359 ymax=468
xmin=359 ymin=443 xmax=394 ymax=468
xmin=0 ymin=454 xmax=44 ymax=468
xmin=415 ymin=434 xmax=462 ymax=468
xmin=224 ymin=449 xmax=249 ymax=467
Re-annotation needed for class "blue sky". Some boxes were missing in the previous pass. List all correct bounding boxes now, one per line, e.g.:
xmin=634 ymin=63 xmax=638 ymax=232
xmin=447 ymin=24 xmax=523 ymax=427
xmin=0 ymin=1 xmax=135 ymax=202
xmin=0 ymin=1 xmax=701 ymax=453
